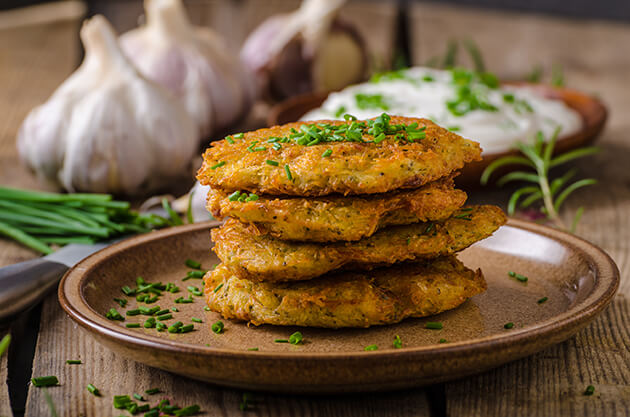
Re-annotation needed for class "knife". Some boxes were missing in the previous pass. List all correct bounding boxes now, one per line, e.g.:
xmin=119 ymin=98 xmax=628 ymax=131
xmin=0 ymin=240 xmax=115 ymax=321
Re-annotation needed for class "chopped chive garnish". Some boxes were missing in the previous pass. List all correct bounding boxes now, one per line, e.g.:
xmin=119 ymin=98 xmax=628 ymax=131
xmin=186 ymin=270 xmax=206 ymax=278
xmin=425 ymin=322 xmax=443 ymax=330
xmin=139 ymin=306 xmax=161 ymax=315
xmin=121 ymin=286 xmax=136 ymax=296
xmin=226 ymin=136 xmax=235 ymax=144
xmin=228 ymin=191 xmax=241 ymax=201
xmin=31 ymin=376 xmax=59 ymax=387
xmin=0 ymin=334 xmax=9 ymax=358
xmin=172 ymin=307 xmax=178 ymax=312
xmin=126 ymin=323 xmax=141 ymax=328
xmin=156 ymin=309 xmax=169 ymax=316
xmin=145 ymin=388 xmax=160 ymax=395
xmin=157 ymin=313 xmax=172 ymax=321
xmin=274 ymin=339 xmax=289 ymax=343
xmin=191 ymin=317 xmax=202 ymax=323
xmin=126 ymin=309 xmax=141 ymax=316
xmin=133 ymin=393 xmax=144 ymax=401
xmin=508 ymin=271 xmax=528 ymax=282
xmin=247 ymin=347 xmax=259 ymax=351
xmin=393 ymin=335 xmax=402 ymax=349
xmin=245 ymin=193 xmax=259 ymax=202
xmin=584 ymin=385 xmax=595 ymax=396
xmin=156 ymin=322 xmax=167 ymax=332
xmin=439 ymin=338 xmax=448 ymax=343
xmin=106 ymin=308 xmax=124 ymax=321
xmin=234 ymin=133 xmax=244 ymax=139
xmin=210 ymin=161 xmax=226 ymax=170
xmin=284 ymin=164 xmax=293 ymax=181
xmin=113 ymin=394 xmax=132 ymax=408
xmin=211 ymin=321 xmax=224 ymax=334
xmin=504 ymin=322 xmax=514 ymax=329
xmin=322 ymin=149 xmax=332 ymax=158
xmin=66 ymin=360 xmax=81 ymax=365
xmin=113 ymin=298 xmax=127 ymax=308
xmin=266 ymin=160 xmax=279 ymax=166
xmin=180 ymin=324 xmax=195 ymax=333
xmin=174 ymin=405 xmax=201 ymax=416
xmin=167 ymin=322 xmax=183 ymax=333
xmin=185 ymin=259 xmax=201 ymax=269
xmin=364 ymin=344 xmax=378 ymax=351
xmin=143 ymin=318 xmax=156 ymax=328
xmin=213 ymin=283 xmax=224 ymax=293
xmin=87 ymin=383 xmax=100 ymax=396
xmin=203 ymin=306 xmax=211 ymax=311
xmin=453 ymin=214 xmax=472 ymax=220
xmin=537 ymin=297 xmax=549 ymax=304
xmin=289 ymin=331 xmax=303 ymax=345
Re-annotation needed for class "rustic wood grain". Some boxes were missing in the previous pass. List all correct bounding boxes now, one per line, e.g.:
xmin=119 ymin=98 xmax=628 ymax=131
xmin=25 ymin=294 xmax=431 ymax=416
xmin=2 ymin=1 xmax=630 ymax=416
xmin=0 ymin=328 xmax=12 ymax=417
xmin=410 ymin=4 xmax=630 ymax=416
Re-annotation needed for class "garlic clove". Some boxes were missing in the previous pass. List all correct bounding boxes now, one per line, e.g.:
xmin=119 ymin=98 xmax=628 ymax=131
xmin=17 ymin=15 xmax=198 ymax=195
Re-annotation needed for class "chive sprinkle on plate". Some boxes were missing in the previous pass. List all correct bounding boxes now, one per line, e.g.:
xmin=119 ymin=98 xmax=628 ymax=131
xmin=425 ymin=322 xmax=443 ymax=330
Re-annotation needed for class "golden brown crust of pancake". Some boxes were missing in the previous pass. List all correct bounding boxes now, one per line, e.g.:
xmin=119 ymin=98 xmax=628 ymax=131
xmin=204 ymin=257 xmax=486 ymax=328
xmin=206 ymin=177 xmax=467 ymax=242
xmin=211 ymin=205 xmax=506 ymax=282
xmin=197 ymin=116 xmax=482 ymax=196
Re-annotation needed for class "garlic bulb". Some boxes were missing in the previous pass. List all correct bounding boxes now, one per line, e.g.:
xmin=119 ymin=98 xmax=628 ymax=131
xmin=120 ymin=0 xmax=255 ymax=139
xmin=17 ymin=15 xmax=197 ymax=195
xmin=241 ymin=0 xmax=368 ymax=101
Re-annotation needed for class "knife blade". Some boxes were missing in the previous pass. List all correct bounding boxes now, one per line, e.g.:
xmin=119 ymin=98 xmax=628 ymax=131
xmin=0 ymin=239 xmax=117 ymax=322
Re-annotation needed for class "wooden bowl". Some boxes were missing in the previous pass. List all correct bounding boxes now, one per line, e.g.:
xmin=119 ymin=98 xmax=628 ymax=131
xmin=267 ymin=84 xmax=608 ymax=186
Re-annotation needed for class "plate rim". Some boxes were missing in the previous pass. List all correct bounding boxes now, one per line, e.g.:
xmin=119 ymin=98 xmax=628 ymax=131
xmin=58 ymin=219 xmax=619 ymax=362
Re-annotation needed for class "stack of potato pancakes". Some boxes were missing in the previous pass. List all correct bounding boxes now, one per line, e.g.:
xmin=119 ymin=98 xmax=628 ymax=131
xmin=198 ymin=114 xmax=506 ymax=328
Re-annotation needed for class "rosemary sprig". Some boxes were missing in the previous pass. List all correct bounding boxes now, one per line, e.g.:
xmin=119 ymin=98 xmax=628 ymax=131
xmin=481 ymin=128 xmax=599 ymax=232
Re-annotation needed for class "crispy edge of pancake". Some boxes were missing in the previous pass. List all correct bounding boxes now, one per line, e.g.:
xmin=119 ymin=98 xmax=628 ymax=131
xmin=211 ymin=205 xmax=506 ymax=282
xmin=206 ymin=177 xmax=467 ymax=242
xmin=204 ymin=257 xmax=486 ymax=328
xmin=197 ymin=116 xmax=482 ymax=196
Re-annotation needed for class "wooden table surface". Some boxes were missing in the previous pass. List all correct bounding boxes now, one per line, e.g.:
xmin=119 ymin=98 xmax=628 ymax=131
xmin=1 ymin=1 xmax=629 ymax=416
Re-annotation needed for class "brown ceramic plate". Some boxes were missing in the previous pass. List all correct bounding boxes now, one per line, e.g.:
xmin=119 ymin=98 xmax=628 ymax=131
xmin=267 ymin=84 xmax=607 ymax=186
xmin=59 ymin=220 xmax=618 ymax=393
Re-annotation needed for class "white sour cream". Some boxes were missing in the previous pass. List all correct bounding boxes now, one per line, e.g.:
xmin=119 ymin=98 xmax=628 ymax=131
xmin=301 ymin=67 xmax=582 ymax=154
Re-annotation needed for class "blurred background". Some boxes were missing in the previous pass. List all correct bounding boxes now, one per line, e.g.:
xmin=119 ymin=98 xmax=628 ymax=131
xmin=0 ymin=0 xmax=627 ymax=192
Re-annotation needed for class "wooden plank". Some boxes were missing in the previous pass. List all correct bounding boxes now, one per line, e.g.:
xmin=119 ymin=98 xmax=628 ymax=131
xmin=0 ymin=327 xmax=12 ymax=417
xmin=409 ymin=4 xmax=630 ymax=416
xmin=24 ymin=294 xmax=431 ymax=416
xmin=408 ymin=2 xmax=630 ymax=81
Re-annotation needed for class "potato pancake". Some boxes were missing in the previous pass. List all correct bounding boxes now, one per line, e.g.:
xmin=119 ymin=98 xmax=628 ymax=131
xmin=197 ymin=115 xmax=481 ymax=196
xmin=212 ymin=205 xmax=506 ymax=282
xmin=204 ymin=257 xmax=486 ymax=328
xmin=207 ymin=177 xmax=466 ymax=242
